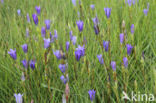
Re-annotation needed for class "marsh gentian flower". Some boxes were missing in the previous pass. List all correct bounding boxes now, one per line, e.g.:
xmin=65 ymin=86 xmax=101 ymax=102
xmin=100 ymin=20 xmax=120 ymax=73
xmin=1 ymin=0 xmax=4 ymax=4
xmin=45 ymin=20 xmax=51 ymax=30
xmin=8 ymin=49 xmax=17 ymax=60
xmin=90 ymin=4 xmax=95 ymax=10
xmin=111 ymin=61 xmax=116 ymax=71
xmin=41 ymin=27 xmax=46 ymax=37
xmin=54 ymin=30 xmax=58 ymax=39
xmin=94 ymin=25 xmax=99 ymax=35
xmin=120 ymin=33 xmax=124 ymax=44
xmin=88 ymin=89 xmax=96 ymax=101
xmin=21 ymin=44 xmax=28 ymax=53
xmin=50 ymin=32 xmax=54 ymax=43
xmin=21 ymin=59 xmax=28 ymax=68
xmin=143 ymin=9 xmax=148 ymax=16
xmin=97 ymin=54 xmax=104 ymax=64
xmin=104 ymin=8 xmax=111 ymax=18
xmin=103 ymin=41 xmax=109 ymax=52
xmin=66 ymin=41 xmax=70 ymax=51
xmin=126 ymin=44 xmax=133 ymax=55
xmin=72 ymin=36 xmax=77 ymax=45
xmin=71 ymin=0 xmax=76 ymax=6
xmin=147 ymin=3 xmax=149 ymax=9
xmin=17 ymin=9 xmax=21 ymax=16
xmin=32 ymin=14 xmax=38 ymax=25
xmin=59 ymin=64 xmax=66 ymax=73
xmin=92 ymin=16 xmax=99 ymax=26
xmin=69 ymin=31 xmax=73 ymax=40
xmin=27 ymin=13 xmax=30 ymax=23
xmin=14 ymin=93 xmax=23 ymax=103
xmin=60 ymin=75 xmax=67 ymax=84
xmin=123 ymin=57 xmax=128 ymax=68
xmin=131 ymin=24 xmax=134 ymax=34
xmin=30 ymin=60 xmax=35 ymax=69
xmin=53 ymin=50 xmax=62 ymax=60
xmin=75 ymin=45 xmax=85 ymax=61
xmin=127 ymin=0 xmax=132 ymax=6
xmin=76 ymin=20 xmax=84 ymax=32
xmin=35 ymin=6 xmax=40 ymax=15
xmin=44 ymin=38 xmax=50 ymax=48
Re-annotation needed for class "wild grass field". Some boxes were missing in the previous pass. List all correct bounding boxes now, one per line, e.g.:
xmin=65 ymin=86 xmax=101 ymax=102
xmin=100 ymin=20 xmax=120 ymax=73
xmin=0 ymin=0 xmax=156 ymax=103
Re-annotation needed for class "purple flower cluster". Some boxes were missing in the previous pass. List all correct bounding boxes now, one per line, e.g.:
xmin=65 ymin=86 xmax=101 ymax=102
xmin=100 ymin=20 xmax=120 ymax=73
xmin=75 ymin=45 xmax=85 ymax=61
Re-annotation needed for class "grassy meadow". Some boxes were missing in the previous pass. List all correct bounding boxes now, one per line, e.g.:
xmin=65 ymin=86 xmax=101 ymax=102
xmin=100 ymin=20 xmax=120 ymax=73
xmin=0 ymin=0 xmax=156 ymax=103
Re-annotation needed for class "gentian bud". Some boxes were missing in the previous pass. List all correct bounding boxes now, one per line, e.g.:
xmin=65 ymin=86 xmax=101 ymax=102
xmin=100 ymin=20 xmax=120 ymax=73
xmin=32 ymin=13 xmax=38 ymax=25
xmin=21 ymin=44 xmax=28 ymax=53
xmin=123 ymin=57 xmax=128 ymax=68
xmin=35 ymin=6 xmax=41 ymax=15
xmin=111 ymin=61 xmax=116 ymax=71
xmin=76 ymin=20 xmax=84 ymax=32
xmin=45 ymin=20 xmax=51 ymax=30
xmin=97 ymin=54 xmax=104 ymax=64
xmin=41 ymin=27 xmax=46 ymax=38
xmin=126 ymin=44 xmax=133 ymax=55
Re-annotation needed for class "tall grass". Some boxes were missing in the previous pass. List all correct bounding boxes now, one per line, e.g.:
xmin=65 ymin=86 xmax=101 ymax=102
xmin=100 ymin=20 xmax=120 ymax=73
xmin=0 ymin=0 xmax=155 ymax=102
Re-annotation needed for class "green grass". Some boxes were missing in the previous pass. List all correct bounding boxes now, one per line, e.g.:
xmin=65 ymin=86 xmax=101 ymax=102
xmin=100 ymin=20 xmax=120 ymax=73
xmin=0 ymin=0 xmax=156 ymax=103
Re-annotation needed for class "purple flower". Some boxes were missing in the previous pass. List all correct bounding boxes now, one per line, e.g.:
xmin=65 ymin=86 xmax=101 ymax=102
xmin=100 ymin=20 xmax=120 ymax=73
xmin=103 ymin=41 xmax=109 ymax=52
xmin=21 ymin=44 xmax=28 ymax=53
xmin=32 ymin=13 xmax=38 ymax=25
xmin=111 ymin=61 xmax=116 ymax=71
xmin=69 ymin=31 xmax=73 ymax=40
xmin=54 ymin=30 xmax=58 ymax=39
xmin=127 ymin=0 xmax=132 ymax=6
xmin=8 ymin=49 xmax=17 ymax=60
xmin=123 ymin=57 xmax=128 ymax=68
xmin=1 ymin=0 xmax=4 ymax=4
xmin=59 ymin=64 xmax=66 ymax=73
xmin=120 ymin=33 xmax=124 ymax=44
xmin=14 ymin=93 xmax=23 ymax=103
xmin=60 ymin=75 xmax=67 ymax=84
xmin=97 ymin=54 xmax=104 ymax=64
xmin=147 ymin=3 xmax=149 ymax=9
xmin=35 ymin=6 xmax=41 ymax=15
xmin=27 ymin=13 xmax=30 ymax=23
xmin=132 ymin=0 xmax=135 ymax=5
xmin=94 ymin=25 xmax=99 ymax=35
xmin=131 ymin=24 xmax=134 ymax=34
xmin=104 ymin=8 xmax=111 ymax=18
xmin=26 ymin=28 xmax=29 ymax=37
xmin=71 ymin=0 xmax=76 ymax=6
xmin=76 ymin=20 xmax=84 ymax=32
xmin=44 ymin=38 xmax=51 ymax=48
xmin=66 ymin=41 xmax=70 ymax=51
xmin=45 ymin=20 xmax=51 ymax=30
xmin=126 ymin=44 xmax=133 ymax=55
xmin=41 ymin=27 xmax=46 ymax=37
xmin=88 ymin=89 xmax=96 ymax=101
xmin=30 ymin=60 xmax=35 ymax=69
xmin=17 ymin=9 xmax=21 ymax=16
xmin=92 ymin=16 xmax=99 ymax=26
xmin=75 ymin=45 xmax=85 ymax=61
xmin=53 ymin=50 xmax=62 ymax=60
xmin=21 ymin=59 xmax=28 ymax=68
xmin=90 ymin=4 xmax=95 ymax=10
xmin=143 ymin=9 xmax=148 ymax=16
xmin=50 ymin=32 xmax=54 ymax=43
xmin=72 ymin=36 xmax=77 ymax=45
